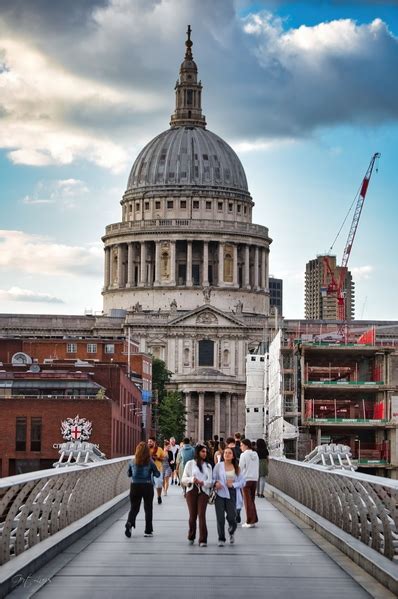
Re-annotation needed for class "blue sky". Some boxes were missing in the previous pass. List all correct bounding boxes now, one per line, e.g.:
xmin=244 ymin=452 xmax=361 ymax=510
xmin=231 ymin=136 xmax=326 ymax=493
xmin=0 ymin=0 xmax=397 ymax=319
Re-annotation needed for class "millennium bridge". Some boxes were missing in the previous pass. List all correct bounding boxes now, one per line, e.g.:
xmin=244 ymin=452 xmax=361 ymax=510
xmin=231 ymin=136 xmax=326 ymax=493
xmin=1 ymin=458 xmax=397 ymax=598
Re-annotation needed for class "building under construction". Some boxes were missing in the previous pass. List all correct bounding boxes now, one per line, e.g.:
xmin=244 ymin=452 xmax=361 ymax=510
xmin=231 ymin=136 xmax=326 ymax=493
xmin=245 ymin=319 xmax=398 ymax=478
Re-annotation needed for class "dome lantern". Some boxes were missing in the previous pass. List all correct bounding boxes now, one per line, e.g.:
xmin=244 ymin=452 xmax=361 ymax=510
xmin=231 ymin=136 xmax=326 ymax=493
xmin=170 ymin=25 xmax=206 ymax=129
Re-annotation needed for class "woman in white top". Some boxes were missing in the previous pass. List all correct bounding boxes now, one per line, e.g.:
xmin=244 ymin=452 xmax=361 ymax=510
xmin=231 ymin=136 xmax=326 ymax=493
xmin=213 ymin=447 xmax=245 ymax=546
xmin=181 ymin=444 xmax=213 ymax=547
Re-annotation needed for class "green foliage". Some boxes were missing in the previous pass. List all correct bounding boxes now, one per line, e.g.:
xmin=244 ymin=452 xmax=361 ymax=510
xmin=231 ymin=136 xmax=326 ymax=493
xmin=158 ymin=391 xmax=186 ymax=442
xmin=152 ymin=357 xmax=172 ymax=403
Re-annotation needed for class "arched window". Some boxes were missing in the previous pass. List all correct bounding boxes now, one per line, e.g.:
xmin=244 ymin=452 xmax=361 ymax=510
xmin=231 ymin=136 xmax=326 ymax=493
xmin=198 ymin=339 xmax=214 ymax=366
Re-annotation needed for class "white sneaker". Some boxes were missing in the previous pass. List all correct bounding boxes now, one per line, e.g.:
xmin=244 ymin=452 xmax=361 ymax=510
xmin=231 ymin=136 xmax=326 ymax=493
xmin=229 ymin=534 xmax=235 ymax=544
xmin=199 ymin=542 xmax=207 ymax=547
xmin=218 ymin=541 xmax=225 ymax=547
xmin=242 ymin=523 xmax=255 ymax=528
xmin=144 ymin=532 xmax=153 ymax=537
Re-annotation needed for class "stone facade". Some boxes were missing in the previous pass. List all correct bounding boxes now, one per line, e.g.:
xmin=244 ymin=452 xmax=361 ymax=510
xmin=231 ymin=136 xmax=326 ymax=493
xmin=102 ymin=29 xmax=272 ymax=440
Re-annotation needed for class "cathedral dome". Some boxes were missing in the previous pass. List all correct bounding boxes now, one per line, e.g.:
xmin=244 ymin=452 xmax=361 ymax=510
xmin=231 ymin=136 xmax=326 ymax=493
xmin=126 ymin=126 xmax=248 ymax=193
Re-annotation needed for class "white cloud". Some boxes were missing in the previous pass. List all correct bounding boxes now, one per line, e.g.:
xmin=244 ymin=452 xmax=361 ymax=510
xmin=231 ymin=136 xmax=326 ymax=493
xmin=0 ymin=230 xmax=103 ymax=276
xmin=0 ymin=286 xmax=64 ymax=303
xmin=0 ymin=2 xmax=397 ymax=166
xmin=0 ymin=37 xmax=161 ymax=171
xmin=21 ymin=178 xmax=89 ymax=208
xmin=351 ymin=265 xmax=374 ymax=280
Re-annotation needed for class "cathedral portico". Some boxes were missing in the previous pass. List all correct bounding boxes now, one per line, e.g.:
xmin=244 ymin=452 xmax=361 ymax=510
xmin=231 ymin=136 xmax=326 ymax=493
xmin=102 ymin=27 xmax=272 ymax=439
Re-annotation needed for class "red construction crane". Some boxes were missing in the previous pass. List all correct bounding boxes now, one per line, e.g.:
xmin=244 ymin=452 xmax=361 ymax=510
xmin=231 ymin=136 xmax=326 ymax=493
xmin=322 ymin=152 xmax=380 ymax=320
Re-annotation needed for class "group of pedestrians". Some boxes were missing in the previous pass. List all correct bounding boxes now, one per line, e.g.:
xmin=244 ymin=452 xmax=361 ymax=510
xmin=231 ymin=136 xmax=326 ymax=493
xmin=125 ymin=434 xmax=268 ymax=547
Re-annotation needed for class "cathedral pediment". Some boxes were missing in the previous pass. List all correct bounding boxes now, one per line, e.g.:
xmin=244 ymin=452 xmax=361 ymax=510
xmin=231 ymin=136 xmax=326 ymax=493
xmin=167 ymin=305 xmax=245 ymax=328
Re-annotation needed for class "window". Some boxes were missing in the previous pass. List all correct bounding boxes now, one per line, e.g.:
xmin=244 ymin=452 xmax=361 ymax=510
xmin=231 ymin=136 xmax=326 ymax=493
xmin=87 ymin=343 xmax=97 ymax=354
xmin=167 ymin=200 xmax=173 ymax=209
xmin=145 ymin=201 xmax=149 ymax=210
xmin=180 ymin=200 xmax=186 ymax=209
xmin=237 ymin=205 xmax=241 ymax=213
xmin=251 ymin=356 xmax=256 ymax=361
xmin=218 ymin=202 xmax=223 ymax=211
xmin=105 ymin=344 xmax=115 ymax=354
xmin=244 ymin=206 xmax=247 ymax=214
xmin=67 ymin=343 xmax=77 ymax=353
xmin=16 ymin=417 xmax=27 ymax=451
xmin=228 ymin=203 xmax=233 ymax=212
xmin=135 ymin=203 xmax=140 ymax=211
xmin=193 ymin=200 xmax=199 ymax=209
xmin=254 ymin=408 xmax=259 ymax=413
xmin=155 ymin=201 xmax=161 ymax=209
xmin=31 ymin=417 xmax=42 ymax=452
xmin=198 ymin=339 xmax=214 ymax=366
xmin=206 ymin=201 xmax=211 ymax=210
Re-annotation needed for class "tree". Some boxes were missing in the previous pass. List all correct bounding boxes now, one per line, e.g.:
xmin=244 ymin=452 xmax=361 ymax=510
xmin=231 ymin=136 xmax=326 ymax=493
xmin=158 ymin=391 xmax=186 ymax=442
xmin=152 ymin=357 xmax=172 ymax=404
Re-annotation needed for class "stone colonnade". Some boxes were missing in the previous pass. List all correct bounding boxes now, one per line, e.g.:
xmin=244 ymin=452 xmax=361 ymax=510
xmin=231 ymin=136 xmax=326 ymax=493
xmin=183 ymin=391 xmax=244 ymax=442
xmin=104 ymin=239 xmax=268 ymax=291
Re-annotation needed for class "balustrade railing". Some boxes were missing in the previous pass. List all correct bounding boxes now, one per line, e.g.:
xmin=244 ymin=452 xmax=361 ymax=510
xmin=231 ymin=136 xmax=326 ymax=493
xmin=268 ymin=457 xmax=398 ymax=560
xmin=105 ymin=219 xmax=268 ymax=236
xmin=0 ymin=457 xmax=129 ymax=565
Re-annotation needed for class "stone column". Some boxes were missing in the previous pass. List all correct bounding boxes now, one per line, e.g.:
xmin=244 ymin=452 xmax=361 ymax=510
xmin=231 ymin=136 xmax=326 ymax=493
xmin=244 ymin=244 xmax=250 ymax=289
xmin=198 ymin=392 xmax=204 ymax=443
xmin=202 ymin=241 xmax=209 ymax=286
xmin=126 ymin=243 xmax=134 ymax=287
xmin=227 ymin=393 xmax=232 ymax=437
xmin=265 ymin=248 xmax=269 ymax=290
xmin=117 ymin=244 xmax=124 ymax=288
xmin=104 ymin=247 xmax=110 ymax=289
xmin=139 ymin=241 xmax=147 ymax=286
xmin=186 ymin=241 xmax=193 ymax=287
xmin=218 ymin=242 xmax=224 ymax=286
xmin=185 ymin=392 xmax=191 ymax=437
xmin=154 ymin=240 xmax=161 ymax=286
xmin=254 ymin=246 xmax=259 ymax=290
xmin=233 ymin=243 xmax=238 ymax=288
xmin=261 ymin=247 xmax=266 ymax=290
xmin=215 ymin=392 xmax=221 ymax=438
xmin=170 ymin=240 xmax=176 ymax=286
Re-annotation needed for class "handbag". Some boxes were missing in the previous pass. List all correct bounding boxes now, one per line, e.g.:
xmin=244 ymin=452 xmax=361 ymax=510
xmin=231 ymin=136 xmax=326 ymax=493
xmin=208 ymin=487 xmax=217 ymax=505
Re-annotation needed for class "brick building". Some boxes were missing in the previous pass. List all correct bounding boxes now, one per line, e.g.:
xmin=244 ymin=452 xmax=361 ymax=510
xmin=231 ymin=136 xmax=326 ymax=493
xmin=0 ymin=338 xmax=152 ymax=477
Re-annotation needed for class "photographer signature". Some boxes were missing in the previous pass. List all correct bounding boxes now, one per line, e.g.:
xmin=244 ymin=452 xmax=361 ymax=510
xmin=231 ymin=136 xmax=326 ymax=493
xmin=12 ymin=574 xmax=51 ymax=588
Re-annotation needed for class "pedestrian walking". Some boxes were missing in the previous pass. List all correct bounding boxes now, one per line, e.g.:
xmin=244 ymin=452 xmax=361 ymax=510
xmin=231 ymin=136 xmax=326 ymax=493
xmin=213 ymin=447 xmax=245 ymax=546
xmin=125 ymin=441 xmax=160 ymax=538
xmin=213 ymin=440 xmax=226 ymax=465
xmin=162 ymin=439 xmax=173 ymax=495
xmin=148 ymin=436 xmax=165 ymax=504
xmin=239 ymin=438 xmax=259 ymax=528
xmin=177 ymin=437 xmax=195 ymax=489
xmin=181 ymin=444 xmax=213 ymax=546
xmin=256 ymin=438 xmax=269 ymax=498
xmin=169 ymin=437 xmax=179 ymax=485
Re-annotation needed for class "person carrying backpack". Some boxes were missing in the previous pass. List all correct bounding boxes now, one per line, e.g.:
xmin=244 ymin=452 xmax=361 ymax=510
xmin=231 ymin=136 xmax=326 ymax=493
xmin=177 ymin=438 xmax=195 ymax=488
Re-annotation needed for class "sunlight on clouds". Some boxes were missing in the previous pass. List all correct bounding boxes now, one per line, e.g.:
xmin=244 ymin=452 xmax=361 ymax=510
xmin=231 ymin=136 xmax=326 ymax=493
xmin=0 ymin=38 xmax=160 ymax=170
xmin=22 ymin=179 xmax=89 ymax=208
xmin=0 ymin=230 xmax=102 ymax=276
xmin=0 ymin=286 xmax=64 ymax=304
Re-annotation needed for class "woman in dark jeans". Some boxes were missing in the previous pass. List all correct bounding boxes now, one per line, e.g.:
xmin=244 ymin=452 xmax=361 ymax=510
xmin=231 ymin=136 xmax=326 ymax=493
xmin=125 ymin=441 xmax=160 ymax=538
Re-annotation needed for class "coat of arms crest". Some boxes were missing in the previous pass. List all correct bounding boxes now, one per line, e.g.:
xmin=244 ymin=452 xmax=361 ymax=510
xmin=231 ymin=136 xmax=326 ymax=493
xmin=61 ymin=415 xmax=92 ymax=441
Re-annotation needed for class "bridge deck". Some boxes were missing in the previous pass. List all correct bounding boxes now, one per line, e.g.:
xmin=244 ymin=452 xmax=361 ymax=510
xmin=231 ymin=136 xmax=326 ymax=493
xmin=10 ymin=485 xmax=375 ymax=599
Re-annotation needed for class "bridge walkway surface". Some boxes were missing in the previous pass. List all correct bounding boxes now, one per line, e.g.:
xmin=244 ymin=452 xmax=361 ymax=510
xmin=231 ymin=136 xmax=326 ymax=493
xmin=7 ymin=485 xmax=394 ymax=599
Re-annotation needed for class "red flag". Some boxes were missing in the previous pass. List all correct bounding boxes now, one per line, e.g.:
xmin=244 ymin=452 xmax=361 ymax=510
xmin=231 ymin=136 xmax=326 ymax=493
xmin=358 ymin=326 xmax=376 ymax=344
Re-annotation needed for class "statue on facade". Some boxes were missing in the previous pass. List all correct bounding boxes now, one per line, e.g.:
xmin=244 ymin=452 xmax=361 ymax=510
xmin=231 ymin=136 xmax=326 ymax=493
xmin=203 ymin=286 xmax=211 ymax=303
xmin=170 ymin=298 xmax=177 ymax=314
xmin=235 ymin=299 xmax=243 ymax=314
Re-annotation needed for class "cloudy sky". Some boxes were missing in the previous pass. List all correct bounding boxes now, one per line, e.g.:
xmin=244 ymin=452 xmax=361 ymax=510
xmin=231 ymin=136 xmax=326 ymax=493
xmin=1 ymin=0 xmax=397 ymax=319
